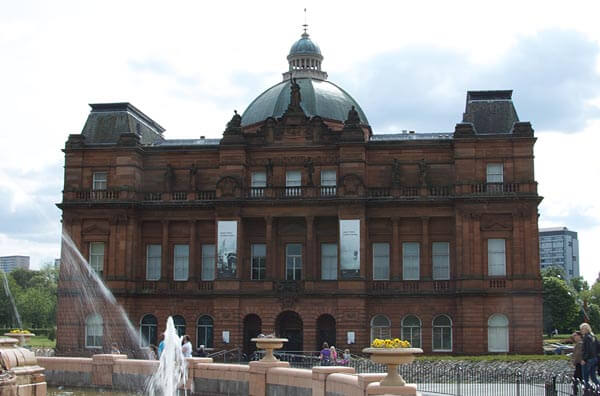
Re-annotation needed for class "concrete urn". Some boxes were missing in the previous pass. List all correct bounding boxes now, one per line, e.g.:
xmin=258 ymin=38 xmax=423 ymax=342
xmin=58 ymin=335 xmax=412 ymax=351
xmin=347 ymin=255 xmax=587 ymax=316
xmin=362 ymin=347 xmax=423 ymax=386
xmin=251 ymin=337 xmax=288 ymax=362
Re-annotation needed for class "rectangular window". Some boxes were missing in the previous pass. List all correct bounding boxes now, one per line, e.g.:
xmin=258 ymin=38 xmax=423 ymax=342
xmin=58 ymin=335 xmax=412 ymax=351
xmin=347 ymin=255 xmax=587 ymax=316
xmin=93 ymin=172 xmax=107 ymax=190
xmin=320 ymin=170 xmax=336 ymax=196
xmin=146 ymin=244 xmax=161 ymax=281
xmin=173 ymin=244 xmax=189 ymax=281
xmin=488 ymin=239 xmax=506 ymax=276
xmin=372 ymin=243 xmax=390 ymax=280
xmin=251 ymin=244 xmax=266 ymax=280
xmin=251 ymin=171 xmax=266 ymax=197
xmin=321 ymin=243 xmax=338 ymax=280
xmin=201 ymin=244 xmax=215 ymax=281
xmin=89 ymin=242 xmax=105 ymax=277
xmin=286 ymin=170 xmax=301 ymax=197
xmin=486 ymin=163 xmax=503 ymax=183
xmin=286 ymin=243 xmax=302 ymax=280
xmin=432 ymin=242 xmax=450 ymax=280
xmin=402 ymin=242 xmax=420 ymax=280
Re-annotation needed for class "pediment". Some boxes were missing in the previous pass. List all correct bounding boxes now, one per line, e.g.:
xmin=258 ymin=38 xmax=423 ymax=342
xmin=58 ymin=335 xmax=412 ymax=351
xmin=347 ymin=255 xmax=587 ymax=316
xmin=82 ymin=222 xmax=110 ymax=235
xmin=480 ymin=214 xmax=513 ymax=231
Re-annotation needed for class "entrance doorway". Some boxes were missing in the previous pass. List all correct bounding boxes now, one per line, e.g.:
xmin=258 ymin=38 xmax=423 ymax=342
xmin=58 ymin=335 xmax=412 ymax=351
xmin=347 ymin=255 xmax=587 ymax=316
xmin=316 ymin=314 xmax=336 ymax=350
xmin=243 ymin=314 xmax=262 ymax=358
xmin=276 ymin=311 xmax=303 ymax=351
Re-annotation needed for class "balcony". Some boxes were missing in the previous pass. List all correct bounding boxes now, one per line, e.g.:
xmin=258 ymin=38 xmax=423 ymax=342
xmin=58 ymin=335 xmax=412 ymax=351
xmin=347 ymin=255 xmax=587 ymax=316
xmin=74 ymin=189 xmax=120 ymax=200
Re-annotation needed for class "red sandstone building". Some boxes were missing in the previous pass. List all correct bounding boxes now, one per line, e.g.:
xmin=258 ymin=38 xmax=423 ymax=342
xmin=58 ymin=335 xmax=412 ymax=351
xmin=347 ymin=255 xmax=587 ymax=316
xmin=57 ymin=29 xmax=542 ymax=357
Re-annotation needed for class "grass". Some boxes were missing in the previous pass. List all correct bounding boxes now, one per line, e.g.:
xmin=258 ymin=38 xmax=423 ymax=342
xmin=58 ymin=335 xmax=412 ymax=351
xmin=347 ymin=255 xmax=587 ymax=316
xmin=416 ymin=354 xmax=569 ymax=362
xmin=27 ymin=335 xmax=56 ymax=348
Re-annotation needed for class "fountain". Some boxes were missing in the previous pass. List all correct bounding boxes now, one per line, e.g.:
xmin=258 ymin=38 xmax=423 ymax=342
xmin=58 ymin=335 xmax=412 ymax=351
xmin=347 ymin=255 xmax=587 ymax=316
xmin=145 ymin=317 xmax=187 ymax=396
xmin=58 ymin=232 xmax=149 ymax=358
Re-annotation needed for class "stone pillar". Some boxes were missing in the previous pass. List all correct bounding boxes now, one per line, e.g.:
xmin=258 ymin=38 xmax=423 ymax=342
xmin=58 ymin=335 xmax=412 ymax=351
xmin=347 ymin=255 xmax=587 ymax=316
xmin=306 ymin=216 xmax=315 ymax=280
xmin=312 ymin=366 xmax=355 ymax=396
xmin=248 ymin=361 xmax=289 ymax=396
xmin=237 ymin=217 xmax=244 ymax=280
xmin=472 ymin=215 xmax=481 ymax=276
xmin=360 ymin=216 xmax=367 ymax=279
xmin=189 ymin=220 xmax=197 ymax=281
xmin=421 ymin=217 xmax=430 ymax=280
xmin=91 ymin=353 xmax=127 ymax=388
xmin=108 ymin=218 xmax=118 ymax=278
xmin=391 ymin=218 xmax=401 ymax=280
xmin=265 ymin=216 xmax=274 ymax=280
xmin=161 ymin=220 xmax=169 ymax=280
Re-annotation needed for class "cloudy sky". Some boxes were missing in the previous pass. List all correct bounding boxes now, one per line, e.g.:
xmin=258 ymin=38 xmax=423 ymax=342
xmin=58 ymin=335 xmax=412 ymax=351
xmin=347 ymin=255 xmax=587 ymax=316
xmin=1 ymin=1 xmax=599 ymax=283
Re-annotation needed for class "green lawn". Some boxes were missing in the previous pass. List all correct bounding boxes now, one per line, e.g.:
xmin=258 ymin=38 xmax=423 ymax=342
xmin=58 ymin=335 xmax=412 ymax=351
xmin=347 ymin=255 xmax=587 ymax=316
xmin=27 ymin=335 xmax=56 ymax=348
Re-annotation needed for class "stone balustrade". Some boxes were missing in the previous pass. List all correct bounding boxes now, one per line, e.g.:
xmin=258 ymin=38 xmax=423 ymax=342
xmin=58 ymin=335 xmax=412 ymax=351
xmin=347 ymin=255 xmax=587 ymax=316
xmin=37 ymin=353 xmax=421 ymax=396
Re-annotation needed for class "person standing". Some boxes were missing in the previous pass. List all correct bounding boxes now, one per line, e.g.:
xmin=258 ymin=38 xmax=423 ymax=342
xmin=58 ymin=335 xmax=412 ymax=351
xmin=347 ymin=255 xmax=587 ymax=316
xmin=181 ymin=335 xmax=193 ymax=358
xmin=319 ymin=342 xmax=331 ymax=366
xmin=330 ymin=345 xmax=338 ymax=364
xmin=571 ymin=331 xmax=583 ymax=395
xmin=580 ymin=323 xmax=599 ymax=389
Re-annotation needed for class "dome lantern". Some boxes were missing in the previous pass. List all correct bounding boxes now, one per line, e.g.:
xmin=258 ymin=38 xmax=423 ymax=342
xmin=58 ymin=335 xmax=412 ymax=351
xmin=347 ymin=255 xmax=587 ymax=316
xmin=283 ymin=27 xmax=328 ymax=81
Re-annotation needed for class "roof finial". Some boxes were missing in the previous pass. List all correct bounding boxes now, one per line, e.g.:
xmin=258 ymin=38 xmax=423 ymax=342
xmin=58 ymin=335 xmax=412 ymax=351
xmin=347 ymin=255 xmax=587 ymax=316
xmin=302 ymin=8 xmax=308 ymax=37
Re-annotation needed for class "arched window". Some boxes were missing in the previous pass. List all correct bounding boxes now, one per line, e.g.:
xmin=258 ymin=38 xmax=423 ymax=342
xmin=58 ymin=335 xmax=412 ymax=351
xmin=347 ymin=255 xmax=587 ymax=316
xmin=488 ymin=314 xmax=509 ymax=352
xmin=140 ymin=314 xmax=158 ymax=347
xmin=85 ymin=313 xmax=103 ymax=349
xmin=401 ymin=315 xmax=421 ymax=348
xmin=432 ymin=315 xmax=452 ymax=352
xmin=172 ymin=315 xmax=186 ymax=337
xmin=370 ymin=315 xmax=391 ymax=342
xmin=197 ymin=315 xmax=214 ymax=348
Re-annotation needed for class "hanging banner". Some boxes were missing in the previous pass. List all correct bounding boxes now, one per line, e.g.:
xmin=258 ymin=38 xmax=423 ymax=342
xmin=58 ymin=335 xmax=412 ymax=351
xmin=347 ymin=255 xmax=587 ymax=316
xmin=217 ymin=220 xmax=237 ymax=278
xmin=340 ymin=219 xmax=360 ymax=277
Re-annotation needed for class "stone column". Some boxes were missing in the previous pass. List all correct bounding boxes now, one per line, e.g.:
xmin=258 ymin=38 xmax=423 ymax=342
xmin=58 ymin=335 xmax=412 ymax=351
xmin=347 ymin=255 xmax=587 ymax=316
xmin=189 ymin=220 xmax=197 ymax=281
xmin=108 ymin=218 xmax=118 ymax=278
xmin=472 ymin=214 xmax=481 ymax=276
xmin=359 ymin=216 xmax=367 ymax=279
xmin=312 ymin=366 xmax=355 ymax=396
xmin=306 ymin=216 xmax=315 ymax=280
xmin=391 ymin=218 xmax=401 ymax=280
xmin=248 ymin=361 xmax=289 ymax=396
xmin=265 ymin=216 xmax=274 ymax=280
xmin=237 ymin=217 xmax=244 ymax=280
xmin=161 ymin=220 xmax=169 ymax=281
xmin=421 ymin=217 xmax=430 ymax=280
xmin=91 ymin=353 xmax=127 ymax=388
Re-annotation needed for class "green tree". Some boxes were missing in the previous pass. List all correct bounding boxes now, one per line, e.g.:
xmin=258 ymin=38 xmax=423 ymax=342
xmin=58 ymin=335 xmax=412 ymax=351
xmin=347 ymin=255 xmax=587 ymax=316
xmin=0 ymin=271 xmax=23 ymax=328
xmin=541 ymin=266 xmax=567 ymax=280
xmin=17 ymin=287 xmax=56 ymax=328
xmin=542 ymin=275 xmax=579 ymax=334
xmin=569 ymin=276 xmax=589 ymax=293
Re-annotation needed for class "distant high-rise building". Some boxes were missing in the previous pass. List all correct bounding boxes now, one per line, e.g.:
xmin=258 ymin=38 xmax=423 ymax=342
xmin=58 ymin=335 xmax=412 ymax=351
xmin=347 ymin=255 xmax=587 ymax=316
xmin=539 ymin=227 xmax=579 ymax=279
xmin=0 ymin=256 xmax=30 ymax=273
xmin=54 ymin=258 xmax=61 ymax=269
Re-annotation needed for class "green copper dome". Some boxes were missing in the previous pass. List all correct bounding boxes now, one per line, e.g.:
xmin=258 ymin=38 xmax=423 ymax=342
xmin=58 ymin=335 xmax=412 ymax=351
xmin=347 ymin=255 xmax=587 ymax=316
xmin=289 ymin=32 xmax=322 ymax=56
xmin=241 ymin=77 xmax=369 ymax=127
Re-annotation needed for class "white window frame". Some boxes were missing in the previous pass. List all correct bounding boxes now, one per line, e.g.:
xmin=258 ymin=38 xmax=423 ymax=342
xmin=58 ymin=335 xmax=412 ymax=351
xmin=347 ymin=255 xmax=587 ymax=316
xmin=285 ymin=243 xmax=302 ymax=280
xmin=486 ymin=163 xmax=503 ymax=184
xmin=320 ymin=169 xmax=337 ymax=195
xmin=370 ymin=314 xmax=391 ymax=343
xmin=401 ymin=315 xmax=422 ymax=348
xmin=285 ymin=170 xmax=302 ymax=197
xmin=173 ymin=244 xmax=189 ymax=281
xmin=488 ymin=239 xmax=506 ymax=276
xmin=372 ymin=243 xmax=390 ymax=280
xmin=432 ymin=242 xmax=450 ymax=280
xmin=140 ymin=314 xmax=157 ymax=348
xmin=92 ymin=172 xmax=108 ymax=191
xmin=201 ymin=244 xmax=216 ymax=281
xmin=251 ymin=171 xmax=267 ymax=197
xmin=146 ymin=244 xmax=161 ymax=281
xmin=89 ymin=242 xmax=105 ymax=277
xmin=85 ymin=313 xmax=103 ymax=349
xmin=488 ymin=314 xmax=509 ymax=352
xmin=402 ymin=242 xmax=420 ymax=280
xmin=251 ymin=243 xmax=266 ymax=280
xmin=321 ymin=243 xmax=338 ymax=280
xmin=432 ymin=315 xmax=453 ymax=352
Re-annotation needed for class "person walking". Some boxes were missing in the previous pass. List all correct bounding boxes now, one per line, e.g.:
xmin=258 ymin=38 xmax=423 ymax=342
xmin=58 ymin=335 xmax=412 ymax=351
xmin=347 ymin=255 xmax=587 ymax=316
xmin=571 ymin=331 xmax=583 ymax=395
xmin=580 ymin=323 xmax=599 ymax=389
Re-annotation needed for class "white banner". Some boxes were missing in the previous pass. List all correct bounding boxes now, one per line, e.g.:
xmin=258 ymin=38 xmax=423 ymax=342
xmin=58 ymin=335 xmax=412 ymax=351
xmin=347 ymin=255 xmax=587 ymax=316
xmin=217 ymin=220 xmax=237 ymax=278
xmin=340 ymin=219 xmax=360 ymax=273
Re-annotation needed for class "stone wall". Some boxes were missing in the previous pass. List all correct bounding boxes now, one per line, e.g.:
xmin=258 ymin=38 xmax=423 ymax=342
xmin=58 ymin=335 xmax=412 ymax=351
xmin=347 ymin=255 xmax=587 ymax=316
xmin=36 ymin=354 xmax=421 ymax=395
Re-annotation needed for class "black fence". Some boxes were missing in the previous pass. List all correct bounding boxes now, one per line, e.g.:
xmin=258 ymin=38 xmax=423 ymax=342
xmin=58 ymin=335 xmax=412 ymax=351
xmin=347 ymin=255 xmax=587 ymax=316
xmin=252 ymin=351 xmax=597 ymax=395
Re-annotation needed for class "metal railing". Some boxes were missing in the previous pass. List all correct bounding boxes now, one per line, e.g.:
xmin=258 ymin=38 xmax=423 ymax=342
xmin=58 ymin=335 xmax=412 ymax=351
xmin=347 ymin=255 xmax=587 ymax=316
xmin=252 ymin=351 xmax=589 ymax=395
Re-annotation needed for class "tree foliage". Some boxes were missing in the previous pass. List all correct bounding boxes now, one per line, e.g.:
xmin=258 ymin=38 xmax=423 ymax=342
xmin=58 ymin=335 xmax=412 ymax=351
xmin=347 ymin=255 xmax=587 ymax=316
xmin=0 ymin=265 xmax=58 ymax=329
xmin=542 ymin=275 xmax=579 ymax=334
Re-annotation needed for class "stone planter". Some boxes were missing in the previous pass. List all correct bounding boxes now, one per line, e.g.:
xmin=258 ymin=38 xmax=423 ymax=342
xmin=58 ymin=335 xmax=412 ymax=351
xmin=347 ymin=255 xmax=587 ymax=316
xmin=251 ymin=337 xmax=288 ymax=362
xmin=3 ymin=333 xmax=34 ymax=347
xmin=362 ymin=347 xmax=423 ymax=386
